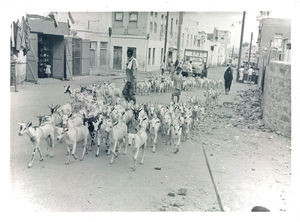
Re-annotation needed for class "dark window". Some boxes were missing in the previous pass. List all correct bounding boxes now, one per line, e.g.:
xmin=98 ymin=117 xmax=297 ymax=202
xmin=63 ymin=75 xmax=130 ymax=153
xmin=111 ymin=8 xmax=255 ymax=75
xmin=115 ymin=12 xmax=123 ymax=21
xmin=154 ymin=22 xmax=157 ymax=33
xmin=150 ymin=22 xmax=153 ymax=32
xmin=152 ymin=48 xmax=155 ymax=65
xmin=170 ymin=18 xmax=173 ymax=34
xmin=90 ymin=41 xmax=97 ymax=67
xmin=100 ymin=42 xmax=108 ymax=65
xmin=155 ymin=12 xmax=158 ymax=17
xmin=148 ymin=48 xmax=151 ymax=65
xmin=129 ymin=12 xmax=138 ymax=22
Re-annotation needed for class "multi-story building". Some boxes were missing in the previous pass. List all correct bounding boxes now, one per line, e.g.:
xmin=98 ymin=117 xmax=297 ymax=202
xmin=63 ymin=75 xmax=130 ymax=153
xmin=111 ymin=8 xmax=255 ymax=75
xmin=212 ymin=28 xmax=230 ymax=57
xmin=111 ymin=11 xmax=180 ymax=72
xmin=256 ymin=15 xmax=291 ymax=88
xmin=110 ymin=11 xmax=198 ymax=72
xmin=53 ymin=12 xmax=231 ymax=75
xmin=55 ymin=12 xmax=112 ymax=75
xmin=241 ymin=43 xmax=258 ymax=66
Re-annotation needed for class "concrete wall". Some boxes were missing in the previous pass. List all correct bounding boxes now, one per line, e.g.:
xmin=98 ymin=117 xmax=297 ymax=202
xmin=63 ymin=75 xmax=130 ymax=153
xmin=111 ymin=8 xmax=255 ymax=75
xmin=110 ymin=36 xmax=147 ymax=71
xmin=147 ymin=39 xmax=164 ymax=71
xmin=262 ymin=61 xmax=291 ymax=137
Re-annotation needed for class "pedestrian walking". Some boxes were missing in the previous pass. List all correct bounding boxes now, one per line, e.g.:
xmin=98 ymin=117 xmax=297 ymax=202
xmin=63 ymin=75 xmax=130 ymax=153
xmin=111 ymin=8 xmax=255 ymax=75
xmin=160 ymin=61 xmax=165 ymax=75
xmin=122 ymin=48 xmax=138 ymax=104
xmin=187 ymin=60 xmax=193 ymax=73
xmin=202 ymin=63 xmax=208 ymax=78
xmin=248 ymin=66 xmax=253 ymax=83
xmin=171 ymin=66 xmax=183 ymax=103
xmin=224 ymin=64 xmax=233 ymax=95
xmin=239 ymin=66 xmax=244 ymax=83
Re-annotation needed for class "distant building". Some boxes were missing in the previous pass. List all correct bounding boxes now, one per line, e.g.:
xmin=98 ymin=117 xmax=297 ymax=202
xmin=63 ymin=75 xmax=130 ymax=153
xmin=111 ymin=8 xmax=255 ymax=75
xmin=241 ymin=43 xmax=258 ymax=67
xmin=55 ymin=12 xmax=112 ymax=75
xmin=212 ymin=28 xmax=230 ymax=57
xmin=256 ymin=16 xmax=291 ymax=89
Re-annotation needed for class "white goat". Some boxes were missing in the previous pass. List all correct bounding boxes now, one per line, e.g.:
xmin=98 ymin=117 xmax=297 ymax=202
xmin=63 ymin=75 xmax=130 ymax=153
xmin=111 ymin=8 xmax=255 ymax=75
xmin=149 ymin=116 xmax=161 ymax=153
xmin=103 ymin=120 xmax=128 ymax=164
xmin=56 ymin=125 xmax=89 ymax=164
xmin=127 ymin=128 xmax=147 ymax=171
xmin=170 ymin=123 xmax=182 ymax=154
xmin=18 ymin=122 xmax=55 ymax=168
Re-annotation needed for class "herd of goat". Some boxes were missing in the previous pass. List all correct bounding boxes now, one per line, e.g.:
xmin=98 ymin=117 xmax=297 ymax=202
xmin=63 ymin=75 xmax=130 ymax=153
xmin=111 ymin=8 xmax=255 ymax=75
xmin=18 ymin=76 xmax=224 ymax=170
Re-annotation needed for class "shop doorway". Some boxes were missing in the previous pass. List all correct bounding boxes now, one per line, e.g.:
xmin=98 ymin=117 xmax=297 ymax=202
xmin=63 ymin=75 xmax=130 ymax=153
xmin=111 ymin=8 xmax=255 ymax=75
xmin=36 ymin=34 xmax=64 ymax=79
xmin=113 ymin=46 xmax=122 ymax=70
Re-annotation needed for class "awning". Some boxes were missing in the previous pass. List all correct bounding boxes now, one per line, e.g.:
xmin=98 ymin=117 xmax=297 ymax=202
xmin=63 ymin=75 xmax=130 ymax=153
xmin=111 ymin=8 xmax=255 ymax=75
xmin=27 ymin=15 xmax=70 ymax=36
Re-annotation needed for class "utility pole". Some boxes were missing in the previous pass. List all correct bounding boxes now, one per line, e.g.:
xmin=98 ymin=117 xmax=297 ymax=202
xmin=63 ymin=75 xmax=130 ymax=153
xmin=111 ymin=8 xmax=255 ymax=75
xmin=176 ymin=12 xmax=183 ymax=62
xmin=231 ymin=45 xmax=234 ymax=58
xmin=237 ymin=11 xmax=246 ymax=82
xmin=248 ymin=32 xmax=253 ymax=68
xmin=163 ymin=12 xmax=169 ymax=68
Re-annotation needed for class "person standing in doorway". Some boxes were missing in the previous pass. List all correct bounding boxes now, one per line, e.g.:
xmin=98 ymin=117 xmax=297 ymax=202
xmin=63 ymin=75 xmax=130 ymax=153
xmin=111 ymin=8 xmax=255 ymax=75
xmin=224 ymin=64 xmax=233 ymax=95
xmin=161 ymin=61 xmax=165 ymax=75
xmin=122 ymin=48 xmax=138 ymax=104
xmin=171 ymin=66 xmax=183 ymax=103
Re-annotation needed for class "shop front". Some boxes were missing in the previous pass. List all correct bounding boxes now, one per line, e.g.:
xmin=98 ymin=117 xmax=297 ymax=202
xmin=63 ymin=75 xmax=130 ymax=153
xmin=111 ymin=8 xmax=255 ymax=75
xmin=26 ymin=15 xmax=71 ymax=82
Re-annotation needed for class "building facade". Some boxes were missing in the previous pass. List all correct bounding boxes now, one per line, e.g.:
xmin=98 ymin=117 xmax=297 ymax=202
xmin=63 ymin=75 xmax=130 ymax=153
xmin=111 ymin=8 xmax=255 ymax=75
xmin=241 ymin=43 xmax=258 ymax=67
xmin=24 ymin=12 xmax=231 ymax=78
xmin=55 ymin=12 xmax=112 ymax=75
xmin=256 ymin=16 xmax=291 ymax=89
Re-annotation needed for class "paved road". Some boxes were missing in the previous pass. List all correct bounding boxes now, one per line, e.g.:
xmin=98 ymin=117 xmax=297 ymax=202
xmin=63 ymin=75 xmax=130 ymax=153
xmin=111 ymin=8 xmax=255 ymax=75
xmin=10 ymin=67 xmax=291 ymax=212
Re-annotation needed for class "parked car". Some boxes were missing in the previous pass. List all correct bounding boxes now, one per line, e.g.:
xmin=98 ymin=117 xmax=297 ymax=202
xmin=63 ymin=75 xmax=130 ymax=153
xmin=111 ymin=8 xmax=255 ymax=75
xmin=181 ymin=63 xmax=192 ymax=77
xmin=192 ymin=61 xmax=203 ymax=77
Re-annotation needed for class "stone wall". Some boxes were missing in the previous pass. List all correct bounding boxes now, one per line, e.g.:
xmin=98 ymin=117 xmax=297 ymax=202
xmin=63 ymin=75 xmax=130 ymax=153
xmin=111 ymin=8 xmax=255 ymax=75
xmin=262 ymin=61 xmax=291 ymax=137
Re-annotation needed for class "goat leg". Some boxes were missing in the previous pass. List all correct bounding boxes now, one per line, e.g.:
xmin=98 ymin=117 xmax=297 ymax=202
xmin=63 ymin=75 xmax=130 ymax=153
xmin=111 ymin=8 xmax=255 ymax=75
xmin=80 ymin=139 xmax=87 ymax=161
xmin=109 ymin=142 xmax=117 ymax=164
xmin=152 ymin=134 xmax=157 ymax=153
xmin=96 ymin=145 xmax=100 ymax=157
xmin=50 ymin=135 xmax=54 ymax=158
xmin=28 ymin=148 xmax=36 ymax=168
xmin=131 ymin=148 xmax=139 ymax=171
xmin=96 ymin=136 xmax=101 ymax=157
xmin=71 ymin=143 xmax=78 ymax=160
xmin=65 ymin=145 xmax=71 ymax=165
xmin=140 ymin=143 xmax=146 ymax=165
xmin=37 ymin=147 xmax=44 ymax=161
xmin=123 ymin=137 xmax=128 ymax=155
